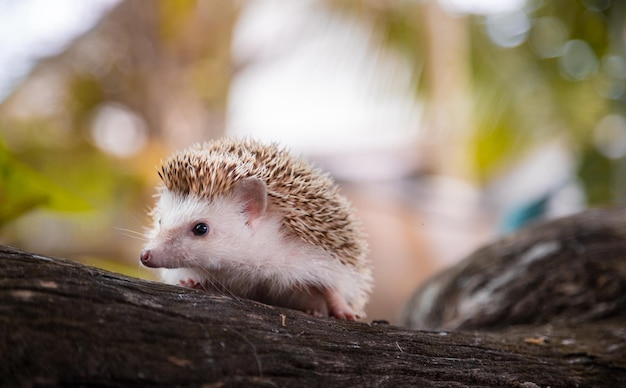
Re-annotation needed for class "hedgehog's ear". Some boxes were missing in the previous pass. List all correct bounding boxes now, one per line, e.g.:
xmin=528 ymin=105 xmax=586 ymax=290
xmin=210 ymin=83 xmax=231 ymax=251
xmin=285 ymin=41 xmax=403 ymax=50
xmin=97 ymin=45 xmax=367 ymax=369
xmin=233 ymin=177 xmax=268 ymax=226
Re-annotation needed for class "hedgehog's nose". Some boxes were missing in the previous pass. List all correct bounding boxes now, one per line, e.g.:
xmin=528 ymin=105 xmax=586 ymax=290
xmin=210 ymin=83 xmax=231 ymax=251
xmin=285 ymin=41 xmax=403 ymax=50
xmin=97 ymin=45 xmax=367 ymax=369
xmin=140 ymin=249 xmax=151 ymax=265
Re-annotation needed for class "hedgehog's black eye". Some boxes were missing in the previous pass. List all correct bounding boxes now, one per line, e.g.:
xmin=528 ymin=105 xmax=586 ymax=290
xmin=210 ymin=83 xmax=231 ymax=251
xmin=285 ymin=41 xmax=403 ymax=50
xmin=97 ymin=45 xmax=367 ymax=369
xmin=192 ymin=223 xmax=209 ymax=236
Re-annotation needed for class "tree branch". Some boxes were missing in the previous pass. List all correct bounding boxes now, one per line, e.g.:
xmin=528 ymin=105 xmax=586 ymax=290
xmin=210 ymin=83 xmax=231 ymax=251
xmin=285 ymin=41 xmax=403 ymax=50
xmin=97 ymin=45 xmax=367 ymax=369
xmin=3 ymin=208 xmax=626 ymax=386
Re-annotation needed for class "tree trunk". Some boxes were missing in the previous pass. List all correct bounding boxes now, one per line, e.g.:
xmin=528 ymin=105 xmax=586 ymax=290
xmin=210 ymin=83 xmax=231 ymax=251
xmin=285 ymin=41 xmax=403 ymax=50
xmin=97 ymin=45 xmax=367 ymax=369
xmin=3 ymin=207 xmax=626 ymax=387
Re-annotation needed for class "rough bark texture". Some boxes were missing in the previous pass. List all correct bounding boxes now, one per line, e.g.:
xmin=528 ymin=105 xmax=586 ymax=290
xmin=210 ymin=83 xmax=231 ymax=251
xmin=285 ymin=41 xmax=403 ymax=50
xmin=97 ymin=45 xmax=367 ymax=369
xmin=400 ymin=206 xmax=626 ymax=330
xmin=2 ymin=207 xmax=626 ymax=387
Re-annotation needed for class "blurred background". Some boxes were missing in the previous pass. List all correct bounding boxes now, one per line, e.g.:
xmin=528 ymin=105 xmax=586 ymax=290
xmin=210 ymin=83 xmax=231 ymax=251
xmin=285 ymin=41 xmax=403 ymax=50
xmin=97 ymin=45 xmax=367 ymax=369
xmin=0 ymin=0 xmax=624 ymax=322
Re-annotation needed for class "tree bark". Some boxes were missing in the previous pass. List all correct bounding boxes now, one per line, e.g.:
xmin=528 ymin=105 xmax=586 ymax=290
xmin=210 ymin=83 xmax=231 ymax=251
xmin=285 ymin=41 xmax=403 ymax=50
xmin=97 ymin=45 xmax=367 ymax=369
xmin=2 ymin=208 xmax=626 ymax=387
xmin=401 ymin=206 xmax=626 ymax=331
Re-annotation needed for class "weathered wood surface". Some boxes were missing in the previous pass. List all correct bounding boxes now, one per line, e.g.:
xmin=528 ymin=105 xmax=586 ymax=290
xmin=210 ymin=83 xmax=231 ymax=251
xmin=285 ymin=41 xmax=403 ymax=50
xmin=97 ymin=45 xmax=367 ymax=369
xmin=2 ymin=207 xmax=626 ymax=387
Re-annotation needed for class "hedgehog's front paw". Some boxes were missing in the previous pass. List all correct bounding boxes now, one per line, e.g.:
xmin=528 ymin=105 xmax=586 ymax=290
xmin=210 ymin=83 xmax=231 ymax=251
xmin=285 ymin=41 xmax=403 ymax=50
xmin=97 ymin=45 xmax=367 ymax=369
xmin=306 ymin=309 xmax=326 ymax=318
xmin=179 ymin=278 xmax=203 ymax=290
xmin=330 ymin=306 xmax=359 ymax=321
xmin=324 ymin=289 xmax=360 ymax=321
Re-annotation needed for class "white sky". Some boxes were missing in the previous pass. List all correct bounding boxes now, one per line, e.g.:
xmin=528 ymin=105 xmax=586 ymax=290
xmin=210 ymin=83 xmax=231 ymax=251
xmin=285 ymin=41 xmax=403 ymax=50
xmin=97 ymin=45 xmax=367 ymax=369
xmin=0 ymin=0 xmax=119 ymax=101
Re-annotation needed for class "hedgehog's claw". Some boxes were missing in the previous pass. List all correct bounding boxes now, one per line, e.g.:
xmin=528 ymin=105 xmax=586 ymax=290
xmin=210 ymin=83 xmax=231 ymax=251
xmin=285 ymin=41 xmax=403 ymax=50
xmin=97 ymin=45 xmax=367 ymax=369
xmin=306 ymin=309 xmax=326 ymax=318
xmin=324 ymin=289 xmax=359 ymax=321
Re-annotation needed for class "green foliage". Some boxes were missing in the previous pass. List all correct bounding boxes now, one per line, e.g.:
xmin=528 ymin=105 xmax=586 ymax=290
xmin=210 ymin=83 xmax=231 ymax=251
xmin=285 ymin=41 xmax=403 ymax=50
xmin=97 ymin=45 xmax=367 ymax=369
xmin=0 ymin=142 xmax=91 ymax=227
xmin=378 ymin=6 xmax=425 ymax=93
xmin=470 ymin=88 xmax=527 ymax=183
xmin=69 ymin=76 xmax=104 ymax=125
xmin=578 ymin=146 xmax=613 ymax=205
xmin=466 ymin=1 xmax=615 ymax=202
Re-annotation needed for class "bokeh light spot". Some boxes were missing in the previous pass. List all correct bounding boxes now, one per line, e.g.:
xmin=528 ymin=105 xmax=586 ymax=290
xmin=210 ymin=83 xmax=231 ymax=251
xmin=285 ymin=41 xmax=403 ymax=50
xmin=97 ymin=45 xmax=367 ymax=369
xmin=594 ymin=114 xmax=626 ymax=159
xmin=559 ymin=39 xmax=598 ymax=80
xmin=529 ymin=17 xmax=568 ymax=58
xmin=90 ymin=103 xmax=148 ymax=158
xmin=485 ymin=10 xmax=530 ymax=48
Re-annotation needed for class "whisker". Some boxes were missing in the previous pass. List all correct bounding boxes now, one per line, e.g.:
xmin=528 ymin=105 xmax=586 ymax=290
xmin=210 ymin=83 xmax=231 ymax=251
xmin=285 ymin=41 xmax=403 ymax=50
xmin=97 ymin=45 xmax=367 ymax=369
xmin=116 ymin=227 xmax=149 ymax=242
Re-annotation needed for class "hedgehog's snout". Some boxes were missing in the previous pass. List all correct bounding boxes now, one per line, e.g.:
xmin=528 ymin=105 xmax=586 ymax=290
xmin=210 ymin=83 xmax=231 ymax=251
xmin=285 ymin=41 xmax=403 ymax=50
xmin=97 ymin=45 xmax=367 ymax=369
xmin=140 ymin=246 xmax=181 ymax=269
xmin=140 ymin=249 xmax=154 ymax=267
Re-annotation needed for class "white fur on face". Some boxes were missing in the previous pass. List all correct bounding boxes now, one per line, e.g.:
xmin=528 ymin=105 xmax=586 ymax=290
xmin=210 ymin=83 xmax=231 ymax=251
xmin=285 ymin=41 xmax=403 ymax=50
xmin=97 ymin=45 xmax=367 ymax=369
xmin=144 ymin=190 xmax=251 ymax=268
xmin=144 ymin=189 xmax=371 ymax=316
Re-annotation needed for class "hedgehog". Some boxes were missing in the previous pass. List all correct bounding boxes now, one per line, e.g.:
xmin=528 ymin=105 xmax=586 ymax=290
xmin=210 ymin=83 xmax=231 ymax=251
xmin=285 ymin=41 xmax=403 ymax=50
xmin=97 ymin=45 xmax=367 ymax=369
xmin=140 ymin=137 xmax=373 ymax=320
